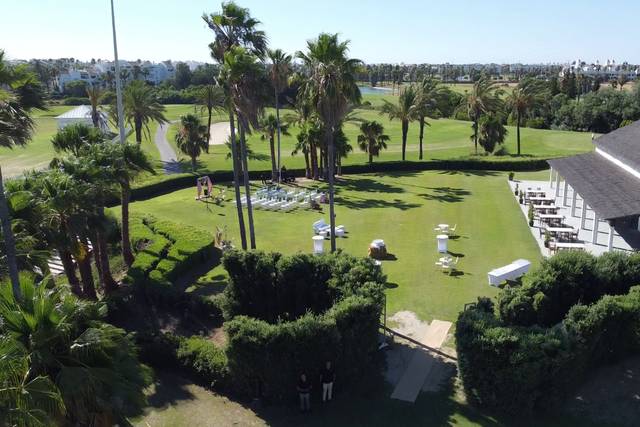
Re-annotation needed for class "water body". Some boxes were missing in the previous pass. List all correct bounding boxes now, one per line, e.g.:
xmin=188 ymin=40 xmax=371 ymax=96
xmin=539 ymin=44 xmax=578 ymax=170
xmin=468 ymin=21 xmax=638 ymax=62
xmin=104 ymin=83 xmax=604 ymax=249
xmin=358 ymin=85 xmax=393 ymax=95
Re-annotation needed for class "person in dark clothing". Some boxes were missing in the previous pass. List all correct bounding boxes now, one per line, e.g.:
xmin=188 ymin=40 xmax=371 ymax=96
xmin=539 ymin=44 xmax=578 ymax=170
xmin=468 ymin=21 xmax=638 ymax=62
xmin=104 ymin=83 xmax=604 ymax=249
xmin=320 ymin=361 xmax=335 ymax=402
xmin=297 ymin=373 xmax=312 ymax=412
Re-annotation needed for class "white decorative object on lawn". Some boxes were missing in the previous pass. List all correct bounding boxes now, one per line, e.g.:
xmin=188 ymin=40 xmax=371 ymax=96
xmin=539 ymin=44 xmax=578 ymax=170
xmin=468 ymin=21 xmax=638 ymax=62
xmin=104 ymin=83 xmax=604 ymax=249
xmin=437 ymin=234 xmax=448 ymax=253
xmin=312 ymin=235 xmax=325 ymax=254
xmin=488 ymin=259 xmax=531 ymax=286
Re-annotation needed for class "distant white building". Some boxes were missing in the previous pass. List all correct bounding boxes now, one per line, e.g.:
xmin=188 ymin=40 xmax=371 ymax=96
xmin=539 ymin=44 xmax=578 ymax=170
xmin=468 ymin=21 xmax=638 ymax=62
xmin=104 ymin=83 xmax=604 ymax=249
xmin=560 ymin=58 xmax=639 ymax=80
xmin=57 ymin=69 xmax=99 ymax=92
xmin=55 ymin=105 xmax=109 ymax=132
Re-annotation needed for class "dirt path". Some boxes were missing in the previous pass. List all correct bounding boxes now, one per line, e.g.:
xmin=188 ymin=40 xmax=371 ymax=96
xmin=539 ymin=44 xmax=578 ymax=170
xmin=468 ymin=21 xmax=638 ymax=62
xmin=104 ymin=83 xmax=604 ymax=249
xmin=154 ymin=122 xmax=181 ymax=174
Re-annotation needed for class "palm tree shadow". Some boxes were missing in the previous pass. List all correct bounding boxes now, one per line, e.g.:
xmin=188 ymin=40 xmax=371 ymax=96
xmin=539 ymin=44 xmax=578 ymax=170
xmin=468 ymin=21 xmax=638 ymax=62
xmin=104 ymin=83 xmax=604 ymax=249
xmin=419 ymin=187 xmax=471 ymax=203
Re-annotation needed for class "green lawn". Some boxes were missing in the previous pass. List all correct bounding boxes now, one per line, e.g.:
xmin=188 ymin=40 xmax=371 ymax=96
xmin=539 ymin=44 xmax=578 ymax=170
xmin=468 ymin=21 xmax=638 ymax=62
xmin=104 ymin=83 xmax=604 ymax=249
xmin=121 ymin=170 xmax=542 ymax=322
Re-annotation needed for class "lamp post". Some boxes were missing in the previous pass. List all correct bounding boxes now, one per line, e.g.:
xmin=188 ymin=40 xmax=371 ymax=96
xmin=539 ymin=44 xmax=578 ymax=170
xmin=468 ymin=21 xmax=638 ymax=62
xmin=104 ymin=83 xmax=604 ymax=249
xmin=110 ymin=0 xmax=126 ymax=144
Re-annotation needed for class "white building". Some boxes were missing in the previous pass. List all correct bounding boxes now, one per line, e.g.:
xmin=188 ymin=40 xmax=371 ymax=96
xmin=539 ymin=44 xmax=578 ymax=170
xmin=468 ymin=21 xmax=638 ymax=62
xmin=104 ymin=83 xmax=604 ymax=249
xmin=560 ymin=58 xmax=639 ymax=80
xmin=55 ymin=105 xmax=109 ymax=132
xmin=57 ymin=69 xmax=100 ymax=92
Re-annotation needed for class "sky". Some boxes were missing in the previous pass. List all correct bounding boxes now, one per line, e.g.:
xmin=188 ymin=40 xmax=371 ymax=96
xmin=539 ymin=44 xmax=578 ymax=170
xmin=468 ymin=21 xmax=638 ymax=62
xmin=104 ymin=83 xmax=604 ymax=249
xmin=2 ymin=0 xmax=640 ymax=64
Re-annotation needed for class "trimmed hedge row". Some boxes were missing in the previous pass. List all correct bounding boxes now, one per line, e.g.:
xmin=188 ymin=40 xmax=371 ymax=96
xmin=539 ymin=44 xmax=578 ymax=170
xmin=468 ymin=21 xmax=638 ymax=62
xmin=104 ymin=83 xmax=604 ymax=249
xmin=457 ymin=282 xmax=640 ymax=414
xmin=497 ymin=251 xmax=640 ymax=327
xmin=222 ymin=251 xmax=386 ymax=401
xmin=122 ymin=158 xmax=550 ymax=205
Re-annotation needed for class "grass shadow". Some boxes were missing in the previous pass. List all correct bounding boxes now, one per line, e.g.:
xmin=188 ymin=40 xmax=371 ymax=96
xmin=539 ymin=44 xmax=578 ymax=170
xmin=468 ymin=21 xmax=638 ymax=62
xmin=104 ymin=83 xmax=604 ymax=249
xmin=337 ymin=177 xmax=405 ymax=194
xmin=419 ymin=187 xmax=471 ymax=203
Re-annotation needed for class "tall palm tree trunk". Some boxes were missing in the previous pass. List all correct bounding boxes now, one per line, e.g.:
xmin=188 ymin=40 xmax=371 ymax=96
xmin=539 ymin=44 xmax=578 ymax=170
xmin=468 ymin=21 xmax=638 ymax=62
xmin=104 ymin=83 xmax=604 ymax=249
xmin=95 ymin=229 xmax=117 ymax=293
xmin=135 ymin=118 xmax=143 ymax=144
xmin=228 ymin=111 xmax=247 ymax=250
xmin=327 ymin=130 xmax=337 ymax=252
xmin=269 ymin=135 xmax=277 ymax=182
xmin=121 ymin=182 xmax=134 ymax=267
xmin=401 ymin=120 xmax=408 ymax=161
xmin=473 ymin=114 xmax=479 ymax=155
xmin=275 ymin=89 xmax=282 ymax=184
xmin=58 ymin=247 xmax=82 ymax=297
xmin=516 ymin=112 xmax=521 ymax=156
xmin=0 ymin=166 xmax=20 ymax=299
xmin=76 ymin=241 xmax=97 ymax=300
xmin=205 ymin=106 xmax=212 ymax=154
xmin=303 ymin=150 xmax=311 ymax=178
xmin=239 ymin=124 xmax=256 ymax=249
xmin=310 ymin=142 xmax=318 ymax=180
xmin=369 ymin=142 xmax=373 ymax=164
xmin=418 ymin=116 xmax=425 ymax=160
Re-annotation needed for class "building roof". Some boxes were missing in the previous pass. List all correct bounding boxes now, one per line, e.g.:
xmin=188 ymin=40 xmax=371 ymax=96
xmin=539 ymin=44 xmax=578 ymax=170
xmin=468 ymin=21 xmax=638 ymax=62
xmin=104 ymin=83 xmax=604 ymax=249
xmin=593 ymin=120 xmax=640 ymax=171
xmin=55 ymin=105 xmax=94 ymax=120
xmin=548 ymin=152 xmax=640 ymax=220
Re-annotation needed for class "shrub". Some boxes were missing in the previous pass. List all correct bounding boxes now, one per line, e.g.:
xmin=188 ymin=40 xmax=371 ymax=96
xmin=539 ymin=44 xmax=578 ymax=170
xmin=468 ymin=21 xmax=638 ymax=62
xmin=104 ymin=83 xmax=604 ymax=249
xmin=526 ymin=117 xmax=547 ymax=129
xmin=62 ymin=96 xmax=90 ymax=105
xmin=223 ymin=250 xmax=385 ymax=401
xmin=177 ymin=336 xmax=228 ymax=387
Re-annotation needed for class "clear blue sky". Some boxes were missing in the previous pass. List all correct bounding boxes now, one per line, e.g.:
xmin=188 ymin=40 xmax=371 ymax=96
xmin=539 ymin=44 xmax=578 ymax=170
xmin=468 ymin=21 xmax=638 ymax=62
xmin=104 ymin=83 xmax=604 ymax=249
xmin=2 ymin=0 xmax=639 ymax=64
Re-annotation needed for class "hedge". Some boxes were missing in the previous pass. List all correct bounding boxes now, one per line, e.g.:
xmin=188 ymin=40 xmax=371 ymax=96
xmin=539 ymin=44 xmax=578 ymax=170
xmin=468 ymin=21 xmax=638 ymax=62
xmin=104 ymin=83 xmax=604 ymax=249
xmin=497 ymin=251 xmax=640 ymax=327
xmin=223 ymin=251 xmax=386 ymax=401
xmin=177 ymin=336 xmax=228 ymax=387
xmin=457 ymin=284 xmax=640 ymax=414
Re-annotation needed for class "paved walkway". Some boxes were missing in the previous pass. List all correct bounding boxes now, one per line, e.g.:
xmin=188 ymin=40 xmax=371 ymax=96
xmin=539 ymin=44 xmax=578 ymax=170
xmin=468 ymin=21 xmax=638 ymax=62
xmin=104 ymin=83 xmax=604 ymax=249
xmin=154 ymin=122 xmax=181 ymax=174
xmin=390 ymin=319 xmax=452 ymax=403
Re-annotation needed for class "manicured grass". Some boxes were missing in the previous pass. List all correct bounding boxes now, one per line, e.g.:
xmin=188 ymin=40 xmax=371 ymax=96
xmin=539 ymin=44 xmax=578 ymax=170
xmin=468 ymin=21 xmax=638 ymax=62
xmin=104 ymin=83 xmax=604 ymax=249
xmin=0 ymin=105 xmax=73 ymax=177
xmin=119 ymin=170 xmax=542 ymax=322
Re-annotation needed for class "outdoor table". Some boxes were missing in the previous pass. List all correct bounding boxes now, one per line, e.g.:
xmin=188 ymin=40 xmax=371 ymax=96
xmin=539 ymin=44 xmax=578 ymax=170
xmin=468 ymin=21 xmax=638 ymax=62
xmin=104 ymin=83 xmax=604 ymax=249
xmin=438 ymin=224 xmax=449 ymax=231
xmin=525 ymin=189 xmax=546 ymax=197
xmin=439 ymin=256 xmax=453 ymax=264
xmin=529 ymin=196 xmax=555 ymax=205
xmin=539 ymin=214 xmax=564 ymax=226
xmin=533 ymin=204 xmax=559 ymax=214
xmin=553 ymin=242 xmax=585 ymax=252
xmin=437 ymin=234 xmax=448 ymax=253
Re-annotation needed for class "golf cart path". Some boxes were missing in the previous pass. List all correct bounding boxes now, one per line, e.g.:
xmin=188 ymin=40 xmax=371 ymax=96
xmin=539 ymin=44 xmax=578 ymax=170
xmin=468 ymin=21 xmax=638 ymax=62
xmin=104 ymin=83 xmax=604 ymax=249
xmin=154 ymin=121 xmax=181 ymax=174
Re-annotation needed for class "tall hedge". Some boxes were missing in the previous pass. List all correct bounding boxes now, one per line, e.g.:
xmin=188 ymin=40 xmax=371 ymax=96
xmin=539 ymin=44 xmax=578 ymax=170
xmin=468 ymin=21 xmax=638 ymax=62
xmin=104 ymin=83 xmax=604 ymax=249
xmin=223 ymin=251 xmax=386 ymax=401
xmin=457 ymin=286 xmax=640 ymax=414
xmin=497 ymin=251 xmax=640 ymax=326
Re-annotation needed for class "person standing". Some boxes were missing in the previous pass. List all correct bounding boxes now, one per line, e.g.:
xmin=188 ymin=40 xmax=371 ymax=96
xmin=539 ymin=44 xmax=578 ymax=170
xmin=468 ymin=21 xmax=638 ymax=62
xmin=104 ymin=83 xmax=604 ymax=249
xmin=320 ymin=361 xmax=335 ymax=402
xmin=297 ymin=373 xmax=312 ymax=412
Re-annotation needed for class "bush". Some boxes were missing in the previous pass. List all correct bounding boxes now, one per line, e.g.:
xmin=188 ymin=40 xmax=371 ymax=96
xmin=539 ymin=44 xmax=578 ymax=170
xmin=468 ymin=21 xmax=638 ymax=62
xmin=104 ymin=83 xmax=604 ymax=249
xmin=457 ymin=274 xmax=640 ymax=414
xmin=223 ymin=250 xmax=385 ymax=401
xmin=62 ymin=96 xmax=90 ymax=105
xmin=177 ymin=336 xmax=228 ymax=387
xmin=526 ymin=117 xmax=547 ymax=129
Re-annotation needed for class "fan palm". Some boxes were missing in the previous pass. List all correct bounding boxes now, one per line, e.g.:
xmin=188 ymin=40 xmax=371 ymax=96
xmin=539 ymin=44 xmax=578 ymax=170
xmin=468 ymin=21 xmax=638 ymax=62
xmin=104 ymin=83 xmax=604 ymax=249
xmin=357 ymin=120 xmax=390 ymax=164
xmin=267 ymin=48 xmax=292 ymax=182
xmin=175 ymin=114 xmax=209 ymax=171
xmin=50 ymin=123 xmax=104 ymax=157
xmin=458 ymin=76 xmax=504 ymax=155
xmin=122 ymin=80 xmax=167 ymax=144
xmin=0 ymin=50 xmax=45 ymax=299
xmin=198 ymin=84 xmax=226 ymax=153
xmin=259 ymin=113 xmax=291 ymax=181
xmin=380 ymin=85 xmax=418 ymax=161
xmin=415 ymin=78 xmax=446 ymax=160
xmin=202 ymin=1 xmax=268 ymax=62
xmin=0 ymin=277 xmax=151 ymax=425
xmin=506 ymin=78 xmax=547 ymax=155
xmin=297 ymin=33 xmax=362 ymax=252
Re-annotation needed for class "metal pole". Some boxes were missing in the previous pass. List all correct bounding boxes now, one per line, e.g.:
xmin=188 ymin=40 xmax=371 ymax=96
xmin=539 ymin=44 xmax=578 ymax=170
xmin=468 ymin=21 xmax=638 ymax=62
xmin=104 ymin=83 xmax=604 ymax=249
xmin=111 ymin=0 xmax=126 ymax=144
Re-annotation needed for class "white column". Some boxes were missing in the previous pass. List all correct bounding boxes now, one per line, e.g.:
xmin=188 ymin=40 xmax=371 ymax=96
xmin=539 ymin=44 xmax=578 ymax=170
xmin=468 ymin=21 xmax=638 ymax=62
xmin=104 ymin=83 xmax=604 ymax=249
xmin=580 ymin=201 xmax=588 ymax=229
xmin=608 ymin=222 xmax=614 ymax=251
xmin=562 ymin=181 xmax=569 ymax=207
xmin=592 ymin=216 xmax=599 ymax=244
xmin=555 ymin=174 xmax=561 ymax=197
xmin=571 ymin=190 xmax=578 ymax=217
xmin=549 ymin=167 xmax=554 ymax=188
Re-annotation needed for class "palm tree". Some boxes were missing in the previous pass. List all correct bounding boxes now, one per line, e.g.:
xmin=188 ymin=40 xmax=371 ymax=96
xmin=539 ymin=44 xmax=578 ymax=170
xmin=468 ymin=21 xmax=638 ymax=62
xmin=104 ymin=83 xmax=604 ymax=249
xmin=122 ymin=80 xmax=167 ymax=144
xmin=50 ymin=123 xmax=104 ymax=157
xmin=297 ymin=33 xmax=362 ymax=252
xmin=267 ymin=48 xmax=292 ymax=183
xmin=0 ymin=277 xmax=151 ymax=425
xmin=458 ymin=76 xmax=504 ymax=155
xmin=221 ymin=46 xmax=266 ymax=250
xmin=85 ymin=84 xmax=103 ymax=128
xmin=202 ymin=1 xmax=267 ymax=62
xmin=204 ymin=1 xmax=267 ymax=251
xmin=415 ymin=78 xmax=446 ymax=160
xmin=506 ymin=78 xmax=547 ymax=155
xmin=259 ymin=113 xmax=291 ymax=181
xmin=197 ymin=84 xmax=226 ymax=153
xmin=175 ymin=114 xmax=209 ymax=171
xmin=0 ymin=50 xmax=45 ymax=298
xmin=357 ymin=120 xmax=389 ymax=164
xmin=104 ymin=70 xmax=115 ymax=90
xmin=83 ymin=143 xmax=155 ymax=267
xmin=380 ymin=85 xmax=418 ymax=161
